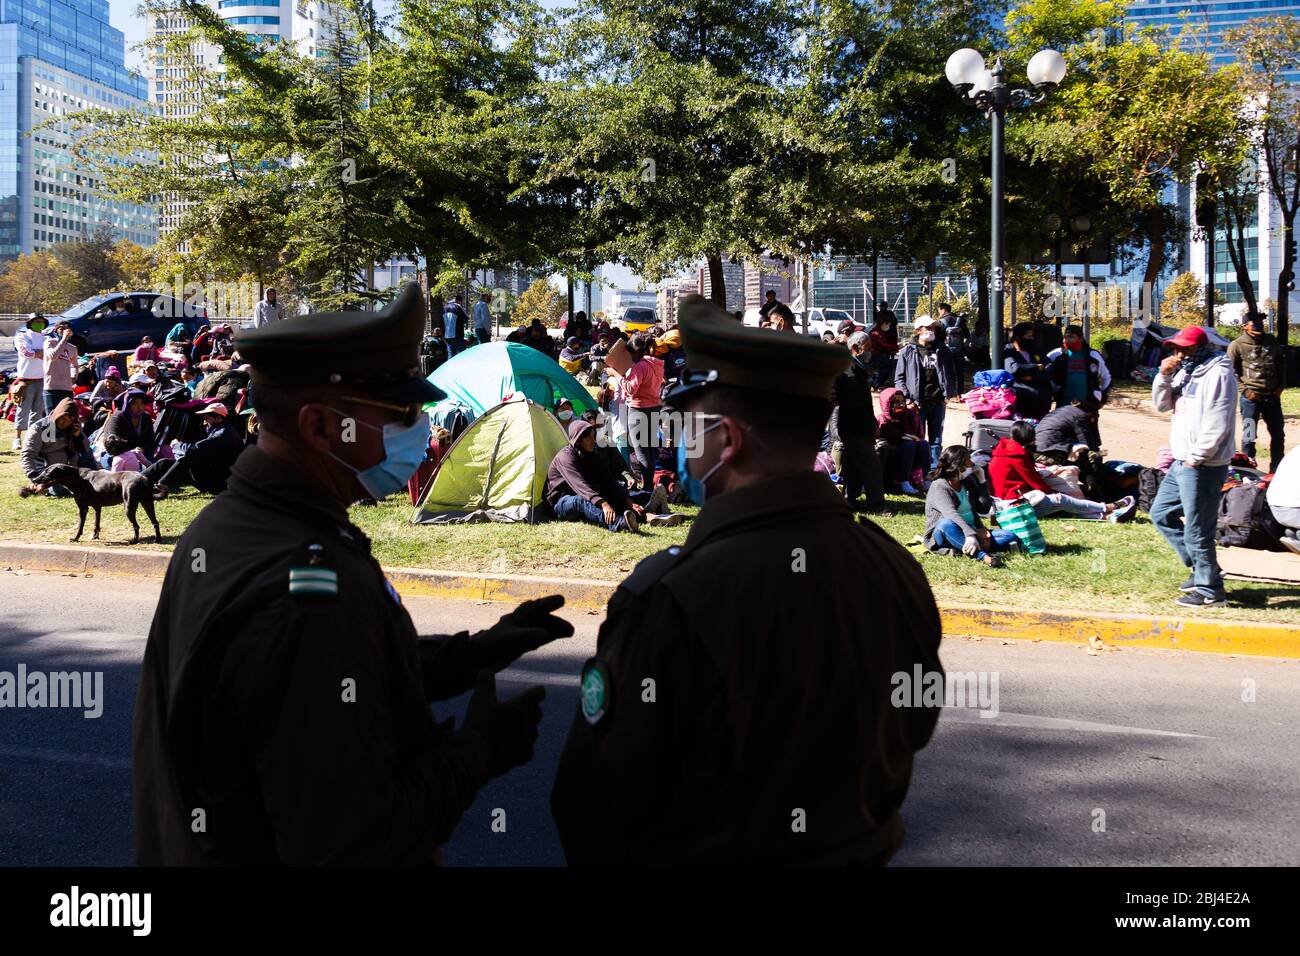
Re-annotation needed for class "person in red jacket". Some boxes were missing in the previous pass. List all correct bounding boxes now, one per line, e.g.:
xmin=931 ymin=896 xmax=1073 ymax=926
xmin=989 ymin=421 xmax=1136 ymax=522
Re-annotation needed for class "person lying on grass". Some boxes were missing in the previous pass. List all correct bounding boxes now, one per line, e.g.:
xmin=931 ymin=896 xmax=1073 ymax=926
xmin=988 ymin=420 xmax=1136 ymax=523
xmin=923 ymin=445 xmax=1020 ymax=568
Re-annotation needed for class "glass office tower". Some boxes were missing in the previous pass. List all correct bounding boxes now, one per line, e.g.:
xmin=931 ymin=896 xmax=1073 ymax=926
xmin=0 ymin=0 xmax=155 ymax=261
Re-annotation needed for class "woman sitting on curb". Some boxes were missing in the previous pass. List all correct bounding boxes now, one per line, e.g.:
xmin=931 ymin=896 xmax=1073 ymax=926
xmin=924 ymin=445 xmax=1020 ymax=567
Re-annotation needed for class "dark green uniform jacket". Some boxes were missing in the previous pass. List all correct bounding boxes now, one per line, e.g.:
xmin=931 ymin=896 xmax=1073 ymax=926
xmin=551 ymin=470 xmax=944 ymax=865
xmin=133 ymin=446 xmax=493 ymax=865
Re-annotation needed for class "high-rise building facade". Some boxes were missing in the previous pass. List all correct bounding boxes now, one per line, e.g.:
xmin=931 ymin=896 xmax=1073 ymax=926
xmin=0 ymin=0 xmax=155 ymax=261
xmin=1125 ymin=1 xmax=1300 ymax=81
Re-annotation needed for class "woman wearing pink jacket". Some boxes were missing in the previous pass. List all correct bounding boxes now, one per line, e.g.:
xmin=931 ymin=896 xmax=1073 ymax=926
xmin=616 ymin=332 xmax=665 ymax=490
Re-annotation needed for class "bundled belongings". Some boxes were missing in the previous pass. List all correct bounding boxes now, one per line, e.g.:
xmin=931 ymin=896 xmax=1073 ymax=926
xmin=1216 ymin=477 xmax=1285 ymax=552
xmin=961 ymin=369 xmax=1016 ymax=419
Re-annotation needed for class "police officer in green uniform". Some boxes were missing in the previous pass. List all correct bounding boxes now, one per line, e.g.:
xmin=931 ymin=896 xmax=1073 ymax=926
xmin=133 ymin=283 xmax=573 ymax=864
xmin=551 ymin=294 xmax=944 ymax=865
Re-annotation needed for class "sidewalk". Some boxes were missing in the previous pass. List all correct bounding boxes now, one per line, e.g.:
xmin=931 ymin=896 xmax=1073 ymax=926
xmin=4 ymin=541 xmax=1297 ymax=659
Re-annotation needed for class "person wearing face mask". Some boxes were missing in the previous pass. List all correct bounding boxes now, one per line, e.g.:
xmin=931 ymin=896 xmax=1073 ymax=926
xmin=133 ymin=284 xmax=575 ymax=864
xmin=551 ymin=294 xmax=943 ymax=865
xmin=1150 ymin=325 xmax=1238 ymax=609
xmin=893 ymin=315 xmax=958 ymax=469
xmin=1003 ymin=322 xmax=1053 ymax=419
xmin=11 ymin=313 xmax=50 ymax=450
xmin=923 ymin=445 xmax=1020 ymax=567
xmin=1046 ymin=324 xmax=1111 ymax=409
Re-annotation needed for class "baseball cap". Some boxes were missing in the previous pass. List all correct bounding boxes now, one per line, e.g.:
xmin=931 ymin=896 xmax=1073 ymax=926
xmin=1165 ymin=326 xmax=1208 ymax=349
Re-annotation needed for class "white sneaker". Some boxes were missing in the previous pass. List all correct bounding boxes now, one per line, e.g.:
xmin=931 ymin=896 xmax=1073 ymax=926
xmin=647 ymin=484 xmax=668 ymax=514
xmin=11 ymin=438 xmax=20 ymax=450
xmin=1107 ymin=496 xmax=1138 ymax=524
xmin=1281 ymin=537 xmax=1300 ymax=556
xmin=621 ymin=509 xmax=640 ymax=533
xmin=645 ymin=512 xmax=683 ymax=527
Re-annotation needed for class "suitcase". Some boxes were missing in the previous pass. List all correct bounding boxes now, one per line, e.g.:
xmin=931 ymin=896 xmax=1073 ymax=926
xmin=964 ymin=419 xmax=1018 ymax=463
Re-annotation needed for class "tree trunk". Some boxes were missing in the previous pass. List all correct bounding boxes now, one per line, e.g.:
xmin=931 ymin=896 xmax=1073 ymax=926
xmin=1140 ymin=205 xmax=1166 ymax=324
xmin=706 ymin=252 xmax=727 ymax=308
xmin=1221 ymin=199 xmax=1257 ymax=319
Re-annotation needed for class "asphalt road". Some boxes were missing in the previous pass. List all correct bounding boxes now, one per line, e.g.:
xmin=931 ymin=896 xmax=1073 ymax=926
xmin=1 ymin=570 xmax=1297 ymax=866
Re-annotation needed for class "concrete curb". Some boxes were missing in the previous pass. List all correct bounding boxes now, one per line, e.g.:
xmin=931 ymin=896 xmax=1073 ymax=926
xmin=3 ymin=541 xmax=1298 ymax=659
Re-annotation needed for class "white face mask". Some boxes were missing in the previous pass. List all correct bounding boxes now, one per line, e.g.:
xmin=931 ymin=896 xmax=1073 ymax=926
xmin=557 ymin=409 xmax=574 ymax=421
xmin=918 ymin=330 xmax=936 ymax=345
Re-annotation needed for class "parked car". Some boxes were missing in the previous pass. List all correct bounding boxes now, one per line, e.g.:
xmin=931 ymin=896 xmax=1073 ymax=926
xmin=798 ymin=308 xmax=861 ymax=341
xmin=55 ymin=292 xmax=208 ymax=354
xmin=617 ymin=306 xmax=657 ymax=333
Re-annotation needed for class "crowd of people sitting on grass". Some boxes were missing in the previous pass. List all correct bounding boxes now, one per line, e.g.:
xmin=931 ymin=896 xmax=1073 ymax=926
xmin=5 ymin=312 xmax=251 ymax=509
xmin=8 ymin=293 xmax=1296 ymax=576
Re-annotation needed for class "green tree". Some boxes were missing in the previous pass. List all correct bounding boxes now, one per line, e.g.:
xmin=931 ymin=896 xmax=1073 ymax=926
xmin=1008 ymin=0 xmax=1245 ymax=318
xmin=513 ymin=278 xmax=564 ymax=327
xmin=0 ymin=251 xmax=80 ymax=313
xmin=283 ymin=4 xmax=403 ymax=309
xmin=1161 ymin=271 xmax=1223 ymax=327
xmin=1224 ymin=16 xmax=1300 ymax=343
xmin=49 ymin=225 xmax=121 ymax=300
xmin=370 ymin=0 xmax=565 ymax=315
xmin=544 ymin=0 xmax=802 ymax=305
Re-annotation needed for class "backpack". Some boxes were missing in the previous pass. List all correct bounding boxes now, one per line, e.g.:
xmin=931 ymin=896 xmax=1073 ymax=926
xmin=1216 ymin=481 xmax=1285 ymax=551
xmin=1137 ymin=466 xmax=1165 ymax=514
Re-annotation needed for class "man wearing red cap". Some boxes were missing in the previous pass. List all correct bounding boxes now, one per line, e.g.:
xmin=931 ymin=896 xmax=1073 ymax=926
xmin=1150 ymin=325 xmax=1238 ymax=608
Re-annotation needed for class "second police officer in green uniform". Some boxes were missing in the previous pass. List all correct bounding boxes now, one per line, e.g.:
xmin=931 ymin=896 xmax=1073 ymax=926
xmin=551 ymin=294 xmax=945 ymax=865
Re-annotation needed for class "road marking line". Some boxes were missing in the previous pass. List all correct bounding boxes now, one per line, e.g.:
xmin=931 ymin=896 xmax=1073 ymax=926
xmin=500 ymin=671 xmax=1210 ymax=738
xmin=940 ymin=708 xmax=1209 ymax=738
xmin=498 ymin=668 xmax=581 ymax=687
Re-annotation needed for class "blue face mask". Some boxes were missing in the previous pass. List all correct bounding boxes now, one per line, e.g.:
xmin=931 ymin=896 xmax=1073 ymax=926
xmin=675 ymin=419 xmax=725 ymax=505
xmin=327 ymin=408 xmax=430 ymax=501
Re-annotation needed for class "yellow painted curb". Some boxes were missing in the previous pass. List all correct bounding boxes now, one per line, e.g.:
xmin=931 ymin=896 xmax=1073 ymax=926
xmin=940 ymin=604 xmax=1300 ymax=659
xmin=3 ymin=542 xmax=1298 ymax=658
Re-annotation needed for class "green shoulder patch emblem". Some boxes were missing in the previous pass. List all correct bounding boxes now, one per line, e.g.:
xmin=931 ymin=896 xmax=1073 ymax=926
xmin=580 ymin=657 xmax=612 ymax=726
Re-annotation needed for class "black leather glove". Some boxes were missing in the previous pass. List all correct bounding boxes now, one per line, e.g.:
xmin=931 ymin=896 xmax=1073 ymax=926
xmin=462 ymin=670 xmax=545 ymax=778
xmin=470 ymin=594 xmax=574 ymax=673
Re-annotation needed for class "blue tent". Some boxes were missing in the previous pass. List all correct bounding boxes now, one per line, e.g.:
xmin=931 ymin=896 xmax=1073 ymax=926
xmin=429 ymin=342 xmax=596 ymax=416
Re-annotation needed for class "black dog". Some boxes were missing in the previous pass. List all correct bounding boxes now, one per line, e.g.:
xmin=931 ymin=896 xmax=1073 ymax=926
xmin=32 ymin=464 xmax=162 ymax=544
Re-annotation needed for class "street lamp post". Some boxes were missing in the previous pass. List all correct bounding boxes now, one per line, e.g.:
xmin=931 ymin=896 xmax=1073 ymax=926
xmin=946 ymin=47 xmax=1067 ymax=370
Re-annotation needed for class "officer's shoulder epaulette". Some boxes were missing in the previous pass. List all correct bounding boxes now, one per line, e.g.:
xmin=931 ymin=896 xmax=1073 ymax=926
xmin=288 ymin=541 xmax=338 ymax=599
xmin=617 ymin=545 xmax=687 ymax=597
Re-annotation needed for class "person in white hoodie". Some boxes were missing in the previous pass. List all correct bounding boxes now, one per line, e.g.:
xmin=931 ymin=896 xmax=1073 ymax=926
xmin=11 ymin=313 xmax=48 ymax=450
xmin=1150 ymin=326 xmax=1238 ymax=608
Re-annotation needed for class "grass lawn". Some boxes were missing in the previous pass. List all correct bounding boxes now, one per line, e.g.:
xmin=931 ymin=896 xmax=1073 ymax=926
xmin=2 ymin=418 xmax=1298 ymax=624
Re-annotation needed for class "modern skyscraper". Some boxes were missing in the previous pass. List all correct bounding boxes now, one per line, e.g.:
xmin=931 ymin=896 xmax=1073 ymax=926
xmin=0 ymin=0 xmax=155 ymax=261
